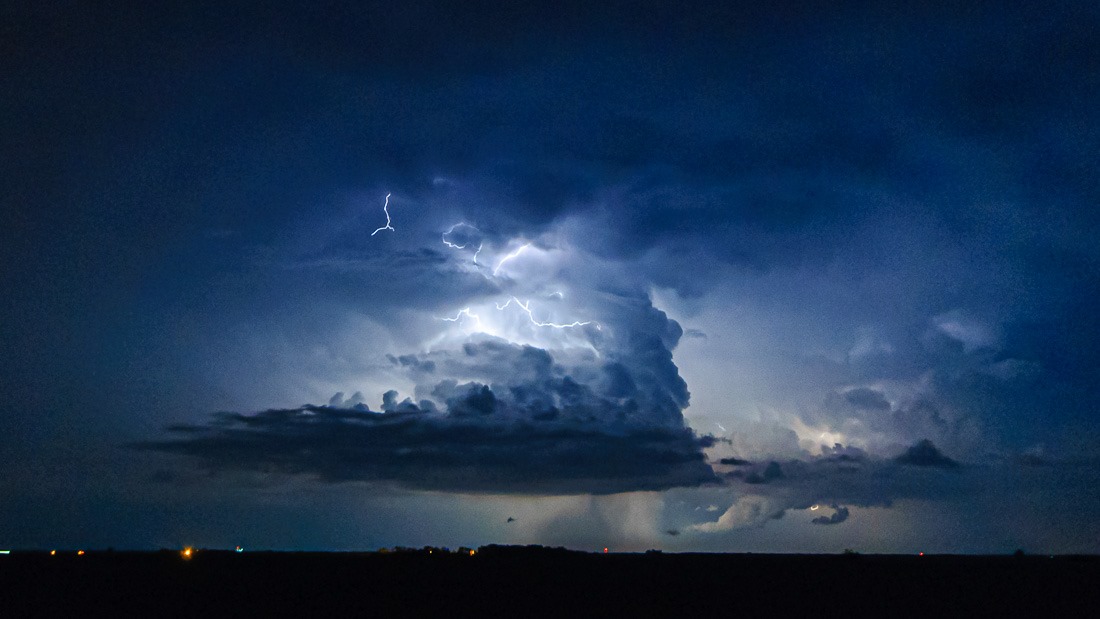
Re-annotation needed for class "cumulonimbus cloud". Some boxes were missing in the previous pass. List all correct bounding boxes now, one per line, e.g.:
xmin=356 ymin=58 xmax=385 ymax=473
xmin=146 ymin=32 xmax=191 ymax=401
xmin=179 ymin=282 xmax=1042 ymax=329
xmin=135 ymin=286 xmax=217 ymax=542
xmin=138 ymin=298 xmax=720 ymax=495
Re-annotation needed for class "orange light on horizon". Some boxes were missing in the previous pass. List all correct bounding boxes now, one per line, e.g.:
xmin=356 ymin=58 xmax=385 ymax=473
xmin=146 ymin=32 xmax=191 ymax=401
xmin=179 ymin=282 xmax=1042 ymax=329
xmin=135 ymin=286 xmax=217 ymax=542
xmin=181 ymin=547 xmax=193 ymax=559
xmin=77 ymin=550 xmax=85 ymax=556
xmin=50 ymin=550 xmax=56 ymax=556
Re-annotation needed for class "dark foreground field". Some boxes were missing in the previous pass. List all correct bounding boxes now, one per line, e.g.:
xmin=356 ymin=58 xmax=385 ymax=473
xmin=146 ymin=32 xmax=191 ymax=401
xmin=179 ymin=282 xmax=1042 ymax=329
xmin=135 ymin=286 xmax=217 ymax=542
xmin=2 ymin=548 xmax=1097 ymax=617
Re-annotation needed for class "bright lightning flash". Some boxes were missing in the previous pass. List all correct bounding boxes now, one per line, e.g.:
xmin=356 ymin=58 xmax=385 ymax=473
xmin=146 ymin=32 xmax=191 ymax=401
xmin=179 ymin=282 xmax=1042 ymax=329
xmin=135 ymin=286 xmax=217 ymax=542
xmin=493 ymin=243 xmax=531 ymax=276
xmin=442 ymin=222 xmax=479 ymax=249
xmin=441 ymin=307 xmax=482 ymax=328
xmin=370 ymin=193 xmax=395 ymax=236
xmin=431 ymin=231 xmax=602 ymax=348
xmin=496 ymin=296 xmax=593 ymax=329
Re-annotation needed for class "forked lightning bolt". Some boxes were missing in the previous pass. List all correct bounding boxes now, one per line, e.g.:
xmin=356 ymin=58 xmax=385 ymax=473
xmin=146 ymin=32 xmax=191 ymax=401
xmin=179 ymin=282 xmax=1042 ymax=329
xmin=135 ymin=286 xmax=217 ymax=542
xmin=440 ymin=307 xmax=482 ymax=329
xmin=493 ymin=243 xmax=531 ymax=276
xmin=495 ymin=296 xmax=593 ymax=329
xmin=370 ymin=193 xmax=394 ymax=236
xmin=495 ymin=299 xmax=515 ymax=310
xmin=442 ymin=222 xmax=479 ymax=249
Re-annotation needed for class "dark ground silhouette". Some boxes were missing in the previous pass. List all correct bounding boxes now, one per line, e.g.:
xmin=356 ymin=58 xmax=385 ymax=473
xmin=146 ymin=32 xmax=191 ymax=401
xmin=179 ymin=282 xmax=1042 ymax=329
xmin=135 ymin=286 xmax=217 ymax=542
xmin=1 ymin=547 xmax=1096 ymax=617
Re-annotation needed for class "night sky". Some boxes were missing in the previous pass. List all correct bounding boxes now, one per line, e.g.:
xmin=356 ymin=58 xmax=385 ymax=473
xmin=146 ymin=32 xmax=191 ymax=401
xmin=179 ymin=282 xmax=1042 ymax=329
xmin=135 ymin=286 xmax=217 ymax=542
xmin=2 ymin=1 xmax=1098 ymax=553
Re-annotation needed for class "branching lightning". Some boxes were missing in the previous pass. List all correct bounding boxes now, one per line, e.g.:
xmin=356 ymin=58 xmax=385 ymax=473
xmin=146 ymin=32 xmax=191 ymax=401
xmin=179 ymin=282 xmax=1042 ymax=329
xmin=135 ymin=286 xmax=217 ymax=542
xmin=440 ymin=307 xmax=482 ymax=329
xmin=492 ymin=243 xmax=531 ymax=276
xmin=442 ymin=222 xmax=479 ymax=249
xmin=428 ymin=226 xmax=600 ymax=342
xmin=495 ymin=296 xmax=593 ymax=329
xmin=370 ymin=193 xmax=395 ymax=236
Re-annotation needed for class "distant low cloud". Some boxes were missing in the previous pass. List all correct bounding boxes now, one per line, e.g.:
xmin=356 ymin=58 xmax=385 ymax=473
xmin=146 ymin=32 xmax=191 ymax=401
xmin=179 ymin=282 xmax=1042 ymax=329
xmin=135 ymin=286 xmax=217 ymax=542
xmin=843 ymin=387 xmax=891 ymax=412
xmin=811 ymin=504 xmax=850 ymax=525
xmin=743 ymin=461 xmax=785 ymax=485
xmin=684 ymin=441 xmax=973 ymax=533
xmin=895 ymin=439 xmax=959 ymax=468
xmin=820 ymin=443 xmax=867 ymax=462
xmin=719 ymin=457 xmax=751 ymax=466
xmin=688 ymin=495 xmax=779 ymax=533
xmin=930 ymin=310 xmax=998 ymax=353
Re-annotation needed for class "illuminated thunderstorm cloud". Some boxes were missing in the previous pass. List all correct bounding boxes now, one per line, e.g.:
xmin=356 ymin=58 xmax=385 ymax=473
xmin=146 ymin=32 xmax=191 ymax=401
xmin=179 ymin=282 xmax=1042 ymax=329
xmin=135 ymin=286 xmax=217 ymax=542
xmin=679 ymin=439 xmax=976 ymax=533
xmin=139 ymin=216 xmax=718 ymax=495
xmin=134 ymin=201 xmax=991 ymax=515
xmin=492 ymin=242 xmax=531 ymax=276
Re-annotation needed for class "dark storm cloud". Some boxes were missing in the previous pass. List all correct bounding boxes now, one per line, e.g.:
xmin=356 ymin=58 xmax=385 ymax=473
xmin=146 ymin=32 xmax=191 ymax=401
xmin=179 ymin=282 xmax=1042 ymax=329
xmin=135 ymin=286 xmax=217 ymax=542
xmin=819 ymin=443 xmax=867 ymax=463
xmin=142 ymin=318 xmax=719 ymax=494
xmin=743 ymin=462 xmax=785 ymax=485
xmin=895 ymin=439 xmax=959 ymax=469
xmin=137 ymin=403 xmax=718 ymax=495
xmin=843 ymin=388 xmax=891 ymax=412
xmin=4 ymin=0 xmax=1100 ymax=552
xmin=684 ymin=441 xmax=979 ymax=532
xmin=810 ymin=385 xmax=963 ymax=456
xmin=137 ymin=200 xmax=719 ymax=491
xmin=719 ymin=457 xmax=751 ymax=466
xmin=689 ymin=445 xmax=1100 ymax=541
xmin=798 ymin=320 xmax=1060 ymax=458
xmin=811 ymin=505 xmax=850 ymax=526
xmin=281 ymin=246 xmax=502 ymax=311
xmin=730 ymin=439 xmax=963 ymax=499
xmin=6 ymin=0 xmax=1097 ymax=271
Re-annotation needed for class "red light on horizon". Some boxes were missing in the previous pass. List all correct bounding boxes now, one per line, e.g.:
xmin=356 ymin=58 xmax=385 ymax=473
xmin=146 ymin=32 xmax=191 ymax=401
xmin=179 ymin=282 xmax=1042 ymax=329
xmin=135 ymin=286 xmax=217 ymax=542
xmin=603 ymin=547 xmax=608 ymax=554
xmin=919 ymin=552 xmax=924 ymax=556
